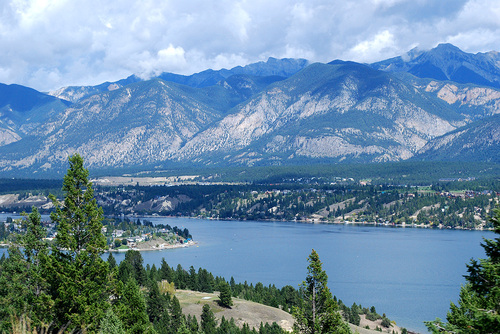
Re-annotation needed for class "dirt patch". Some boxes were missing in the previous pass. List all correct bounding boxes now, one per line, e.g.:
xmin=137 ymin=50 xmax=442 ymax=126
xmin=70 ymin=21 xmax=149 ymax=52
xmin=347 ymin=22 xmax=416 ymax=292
xmin=317 ymin=198 xmax=356 ymax=217
xmin=357 ymin=315 xmax=403 ymax=334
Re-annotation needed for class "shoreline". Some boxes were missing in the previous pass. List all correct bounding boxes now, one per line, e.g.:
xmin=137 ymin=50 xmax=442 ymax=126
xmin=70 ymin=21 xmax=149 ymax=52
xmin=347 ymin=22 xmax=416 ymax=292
xmin=137 ymin=214 xmax=494 ymax=231
xmin=0 ymin=241 xmax=198 ymax=251
xmin=107 ymin=240 xmax=197 ymax=252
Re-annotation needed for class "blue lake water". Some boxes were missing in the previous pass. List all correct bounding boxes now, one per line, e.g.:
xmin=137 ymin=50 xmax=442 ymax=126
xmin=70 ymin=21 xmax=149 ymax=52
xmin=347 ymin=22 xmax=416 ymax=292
xmin=0 ymin=214 xmax=494 ymax=333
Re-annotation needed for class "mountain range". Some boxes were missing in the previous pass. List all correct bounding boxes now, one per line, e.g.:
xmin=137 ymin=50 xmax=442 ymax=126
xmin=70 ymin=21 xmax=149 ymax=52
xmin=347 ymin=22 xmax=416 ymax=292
xmin=0 ymin=44 xmax=498 ymax=176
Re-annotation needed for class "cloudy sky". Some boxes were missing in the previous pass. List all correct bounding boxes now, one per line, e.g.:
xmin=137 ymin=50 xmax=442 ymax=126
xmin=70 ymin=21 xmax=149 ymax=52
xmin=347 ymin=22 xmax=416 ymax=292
xmin=1 ymin=0 xmax=499 ymax=91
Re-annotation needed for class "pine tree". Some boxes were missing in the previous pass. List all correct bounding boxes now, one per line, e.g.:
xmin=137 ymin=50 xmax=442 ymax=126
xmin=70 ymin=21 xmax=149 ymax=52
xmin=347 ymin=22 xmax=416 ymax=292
xmin=124 ymin=249 xmax=147 ymax=286
xmin=292 ymin=249 xmax=351 ymax=334
xmin=176 ymin=319 xmax=191 ymax=334
xmin=426 ymin=207 xmax=500 ymax=333
xmin=0 ymin=207 xmax=53 ymax=331
xmin=108 ymin=252 xmax=117 ymax=270
xmin=187 ymin=315 xmax=199 ymax=333
xmin=0 ymin=247 xmax=31 ymax=332
xmin=201 ymin=304 xmax=217 ymax=334
xmin=20 ymin=207 xmax=53 ymax=327
xmin=99 ymin=308 xmax=126 ymax=334
xmin=146 ymin=279 xmax=168 ymax=325
xmin=117 ymin=278 xmax=150 ymax=334
xmin=218 ymin=281 xmax=233 ymax=308
xmin=46 ymin=154 xmax=112 ymax=331
xmin=170 ymin=295 xmax=184 ymax=332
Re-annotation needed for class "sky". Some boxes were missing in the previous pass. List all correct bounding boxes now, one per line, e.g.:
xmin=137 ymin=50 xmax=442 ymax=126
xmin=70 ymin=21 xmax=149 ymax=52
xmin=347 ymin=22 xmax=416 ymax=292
xmin=0 ymin=0 xmax=499 ymax=92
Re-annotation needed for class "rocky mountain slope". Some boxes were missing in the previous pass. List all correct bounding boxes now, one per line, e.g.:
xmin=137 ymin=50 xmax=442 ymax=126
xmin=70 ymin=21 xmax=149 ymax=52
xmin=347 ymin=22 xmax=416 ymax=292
xmin=0 ymin=45 xmax=499 ymax=176
xmin=49 ymin=57 xmax=308 ymax=103
xmin=176 ymin=61 xmax=463 ymax=165
xmin=0 ymin=83 xmax=70 ymax=146
xmin=371 ymin=43 xmax=500 ymax=88
xmin=415 ymin=114 xmax=500 ymax=162
xmin=48 ymin=75 xmax=142 ymax=103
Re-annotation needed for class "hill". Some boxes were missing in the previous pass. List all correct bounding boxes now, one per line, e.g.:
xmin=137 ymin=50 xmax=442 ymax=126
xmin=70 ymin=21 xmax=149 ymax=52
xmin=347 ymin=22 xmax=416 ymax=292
xmin=175 ymin=290 xmax=403 ymax=334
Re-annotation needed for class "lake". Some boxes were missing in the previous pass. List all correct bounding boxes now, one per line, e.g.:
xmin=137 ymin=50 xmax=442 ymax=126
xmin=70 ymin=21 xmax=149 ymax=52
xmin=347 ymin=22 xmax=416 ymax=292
xmin=1 ymin=214 xmax=494 ymax=333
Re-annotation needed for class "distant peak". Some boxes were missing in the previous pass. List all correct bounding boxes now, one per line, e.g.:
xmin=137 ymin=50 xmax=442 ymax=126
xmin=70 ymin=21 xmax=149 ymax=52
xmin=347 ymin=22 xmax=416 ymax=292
xmin=265 ymin=57 xmax=308 ymax=64
xmin=433 ymin=43 xmax=462 ymax=52
xmin=328 ymin=59 xmax=348 ymax=65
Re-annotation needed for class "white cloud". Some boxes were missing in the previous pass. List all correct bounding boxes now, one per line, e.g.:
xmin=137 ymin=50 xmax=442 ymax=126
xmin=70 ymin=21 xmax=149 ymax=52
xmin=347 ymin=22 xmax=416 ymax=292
xmin=345 ymin=30 xmax=398 ymax=63
xmin=0 ymin=0 xmax=498 ymax=91
xmin=224 ymin=3 xmax=251 ymax=42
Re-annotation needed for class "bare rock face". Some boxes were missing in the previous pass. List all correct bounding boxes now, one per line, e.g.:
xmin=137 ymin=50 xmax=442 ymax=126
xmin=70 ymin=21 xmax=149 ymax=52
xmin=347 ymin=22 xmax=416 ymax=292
xmin=0 ymin=126 xmax=21 ymax=146
xmin=425 ymin=81 xmax=500 ymax=117
xmin=416 ymin=114 xmax=500 ymax=162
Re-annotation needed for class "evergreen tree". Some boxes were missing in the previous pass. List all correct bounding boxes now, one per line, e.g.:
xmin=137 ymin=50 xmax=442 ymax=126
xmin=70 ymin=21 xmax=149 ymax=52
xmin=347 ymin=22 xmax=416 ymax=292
xmin=46 ymin=154 xmax=112 ymax=331
xmin=124 ymin=250 xmax=147 ymax=286
xmin=292 ymin=249 xmax=351 ymax=334
xmin=201 ymin=304 xmax=217 ymax=334
xmin=176 ymin=319 xmax=191 ymax=334
xmin=117 ymin=278 xmax=150 ymax=334
xmin=198 ymin=268 xmax=215 ymax=293
xmin=108 ymin=252 xmax=117 ymax=270
xmin=218 ymin=281 xmax=233 ymax=308
xmin=187 ymin=315 xmax=199 ymax=333
xmin=169 ymin=296 xmax=183 ymax=332
xmin=188 ymin=266 xmax=198 ymax=291
xmin=99 ymin=308 xmax=126 ymax=334
xmin=0 ymin=247 xmax=32 ymax=332
xmin=20 ymin=207 xmax=53 ymax=328
xmin=146 ymin=279 xmax=169 ymax=325
xmin=0 ymin=207 xmax=54 ymax=331
xmin=118 ymin=257 xmax=134 ymax=283
xmin=159 ymin=258 xmax=175 ymax=283
xmin=426 ymin=207 xmax=500 ymax=333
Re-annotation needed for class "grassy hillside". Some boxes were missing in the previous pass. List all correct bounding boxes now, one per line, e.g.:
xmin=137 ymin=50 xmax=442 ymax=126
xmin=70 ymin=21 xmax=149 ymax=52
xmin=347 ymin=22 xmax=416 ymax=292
xmin=175 ymin=289 xmax=404 ymax=334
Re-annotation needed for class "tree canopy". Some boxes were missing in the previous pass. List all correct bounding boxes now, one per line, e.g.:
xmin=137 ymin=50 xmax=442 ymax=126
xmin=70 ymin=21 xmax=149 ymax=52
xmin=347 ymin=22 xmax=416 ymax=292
xmin=426 ymin=206 xmax=500 ymax=333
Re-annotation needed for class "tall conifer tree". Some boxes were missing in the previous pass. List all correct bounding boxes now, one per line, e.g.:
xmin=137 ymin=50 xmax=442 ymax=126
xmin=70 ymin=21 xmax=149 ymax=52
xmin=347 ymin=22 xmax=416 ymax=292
xmin=47 ymin=154 xmax=111 ymax=332
xmin=293 ymin=249 xmax=351 ymax=334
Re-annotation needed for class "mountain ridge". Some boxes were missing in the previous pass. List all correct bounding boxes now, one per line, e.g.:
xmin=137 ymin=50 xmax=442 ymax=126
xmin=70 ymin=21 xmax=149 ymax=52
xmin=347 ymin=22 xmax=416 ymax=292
xmin=370 ymin=43 xmax=500 ymax=88
xmin=0 ymin=44 xmax=499 ymax=176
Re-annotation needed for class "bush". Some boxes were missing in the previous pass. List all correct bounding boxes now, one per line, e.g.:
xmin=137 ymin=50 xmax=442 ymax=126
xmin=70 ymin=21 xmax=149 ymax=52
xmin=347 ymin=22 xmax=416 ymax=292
xmin=381 ymin=317 xmax=391 ymax=328
xmin=366 ymin=312 xmax=379 ymax=321
xmin=158 ymin=280 xmax=175 ymax=295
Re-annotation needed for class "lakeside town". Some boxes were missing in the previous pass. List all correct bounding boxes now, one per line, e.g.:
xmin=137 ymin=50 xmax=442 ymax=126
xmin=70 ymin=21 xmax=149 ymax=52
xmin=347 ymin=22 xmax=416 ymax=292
xmin=0 ymin=215 xmax=194 ymax=251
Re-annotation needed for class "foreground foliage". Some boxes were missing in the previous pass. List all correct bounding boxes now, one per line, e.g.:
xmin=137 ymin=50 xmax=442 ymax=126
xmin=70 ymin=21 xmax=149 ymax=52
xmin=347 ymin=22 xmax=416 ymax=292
xmin=292 ymin=249 xmax=351 ymax=334
xmin=0 ymin=155 xmax=113 ymax=333
xmin=426 ymin=207 xmax=500 ymax=333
